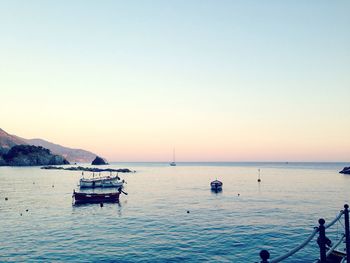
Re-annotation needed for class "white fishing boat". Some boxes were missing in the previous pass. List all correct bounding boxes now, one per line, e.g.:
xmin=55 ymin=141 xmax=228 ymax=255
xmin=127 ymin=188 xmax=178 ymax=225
xmin=79 ymin=173 xmax=124 ymax=189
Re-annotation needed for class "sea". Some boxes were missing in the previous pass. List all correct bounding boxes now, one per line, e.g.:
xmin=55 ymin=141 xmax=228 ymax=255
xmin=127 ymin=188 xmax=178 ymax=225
xmin=0 ymin=162 xmax=349 ymax=263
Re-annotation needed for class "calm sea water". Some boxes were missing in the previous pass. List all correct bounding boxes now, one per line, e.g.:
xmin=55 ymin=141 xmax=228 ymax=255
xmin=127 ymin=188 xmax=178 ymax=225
xmin=1 ymin=162 xmax=349 ymax=262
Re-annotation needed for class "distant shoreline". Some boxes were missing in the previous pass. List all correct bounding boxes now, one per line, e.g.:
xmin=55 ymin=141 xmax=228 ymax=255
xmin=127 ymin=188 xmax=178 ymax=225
xmin=105 ymin=161 xmax=350 ymax=163
xmin=41 ymin=165 xmax=134 ymax=173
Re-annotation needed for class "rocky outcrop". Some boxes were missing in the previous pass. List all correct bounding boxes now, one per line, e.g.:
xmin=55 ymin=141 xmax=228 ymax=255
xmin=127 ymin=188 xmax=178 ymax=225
xmin=0 ymin=156 xmax=7 ymax=166
xmin=0 ymin=147 xmax=9 ymax=156
xmin=25 ymin=138 xmax=97 ymax=163
xmin=91 ymin=156 xmax=108 ymax=165
xmin=0 ymin=145 xmax=69 ymax=166
xmin=340 ymin=167 xmax=350 ymax=174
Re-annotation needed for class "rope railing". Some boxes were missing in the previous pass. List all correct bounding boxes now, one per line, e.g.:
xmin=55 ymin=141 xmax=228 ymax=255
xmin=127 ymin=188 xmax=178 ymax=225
xmin=258 ymin=204 xmax=350 ymax=263
xmin=325 ymin=210 xmax=344 ymax=229
xmin=269 ymin=228 xmax=319 ymax=263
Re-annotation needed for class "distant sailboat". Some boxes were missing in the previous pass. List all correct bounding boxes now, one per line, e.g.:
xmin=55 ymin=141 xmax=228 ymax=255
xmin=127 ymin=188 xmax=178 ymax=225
xmin=170 ymin=148 xmax=176 ymax=166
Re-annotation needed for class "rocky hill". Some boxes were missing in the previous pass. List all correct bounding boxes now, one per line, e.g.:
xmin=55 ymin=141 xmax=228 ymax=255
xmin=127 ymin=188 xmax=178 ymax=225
xmin=25 ymin=138 xmax=96 ymax=163
xmin=91 ymin=156 xmax=109 ymax=165
xmin=0 ymin=145 xmax=69 ymax=166
xmin=0 ymin=128 xmax=97 ymax=163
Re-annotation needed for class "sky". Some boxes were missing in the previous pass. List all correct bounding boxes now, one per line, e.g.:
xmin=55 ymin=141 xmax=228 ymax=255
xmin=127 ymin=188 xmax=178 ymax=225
xmin=0 ymin=0 xmax=349 ymax=162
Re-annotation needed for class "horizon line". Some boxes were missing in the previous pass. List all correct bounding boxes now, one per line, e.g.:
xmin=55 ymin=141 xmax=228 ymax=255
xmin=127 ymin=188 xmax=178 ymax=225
xmin=98 ymin=161 xmax=349 ymax=163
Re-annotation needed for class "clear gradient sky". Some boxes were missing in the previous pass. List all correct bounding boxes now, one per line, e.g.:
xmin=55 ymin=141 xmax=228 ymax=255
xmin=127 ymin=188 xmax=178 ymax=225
xmin=1 ymin=1 xmax=349 ymax=162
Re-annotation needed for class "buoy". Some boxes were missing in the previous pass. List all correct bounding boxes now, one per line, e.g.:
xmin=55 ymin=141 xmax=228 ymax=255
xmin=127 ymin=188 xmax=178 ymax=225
xmin=257 ymin=169 xmax=261 ymax=182
xmin=26 ymin=209 xmax=29 ymax=212
xmin=5 ymin=197 xmax=8 ymax=201
xmin=238 ymin=193 xmax=240 ymax=197
xmin=52 ymin=185 xmax=54 ymax=188
xmin=20 ymin=213 xmax=22 ymax=216
xmin=100 ymin=203 xmax=103 ymax=207
xmin=187 ymin=210 xmax=190 ymax=214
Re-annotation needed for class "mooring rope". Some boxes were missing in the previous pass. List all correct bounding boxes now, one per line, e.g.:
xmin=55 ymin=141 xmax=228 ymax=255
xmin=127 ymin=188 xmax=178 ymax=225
xmin=270 ymin=228 xmax=319 ymax=263
xmin=268 ymin=211 xmax=345 ymax=263
xmin=325 ymin=211 xmax=344 ymax=229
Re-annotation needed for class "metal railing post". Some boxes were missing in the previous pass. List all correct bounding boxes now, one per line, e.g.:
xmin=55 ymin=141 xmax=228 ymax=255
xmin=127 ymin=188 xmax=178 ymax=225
xmin=259 ymin=250 xmax=270 ymax=263
xmin=318 ymin=218 xmax=327 ymax=263
xmin=344 ymin=204 xmax=350 ymax=262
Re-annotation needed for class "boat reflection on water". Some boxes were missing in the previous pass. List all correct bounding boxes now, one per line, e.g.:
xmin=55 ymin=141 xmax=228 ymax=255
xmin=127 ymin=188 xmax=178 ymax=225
xmin=72 ymin=198 xmax=123 ymax=208
xmin=211 ymin=188 xmax=223 ymax=194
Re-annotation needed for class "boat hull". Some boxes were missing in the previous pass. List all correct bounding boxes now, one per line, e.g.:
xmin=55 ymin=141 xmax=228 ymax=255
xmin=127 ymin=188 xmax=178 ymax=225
xmin=210 ymin=180 xmax=223 ymax=191
xmin=73 ymin=191 xmax=120 ymax=204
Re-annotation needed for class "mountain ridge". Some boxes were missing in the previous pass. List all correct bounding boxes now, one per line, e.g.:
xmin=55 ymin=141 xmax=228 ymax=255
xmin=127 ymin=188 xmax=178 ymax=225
xmin=0 ymin=128 xmax=97 ymax=163
xmin=0 ymin=128 xmax=27 ymax=149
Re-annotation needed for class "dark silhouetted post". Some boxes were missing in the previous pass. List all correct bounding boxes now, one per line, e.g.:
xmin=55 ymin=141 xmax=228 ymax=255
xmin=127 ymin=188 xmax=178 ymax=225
xmin=318 ymin=218 xmax=327 ymax=263
xmin=259 ymin=250 xmax=270 ymax=263
xmin=344 ymin=204 xmax=350 ymax=262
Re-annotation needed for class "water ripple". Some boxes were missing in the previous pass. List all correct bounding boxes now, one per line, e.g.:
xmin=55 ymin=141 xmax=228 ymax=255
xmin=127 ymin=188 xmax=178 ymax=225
xmin=0 ymin=163 xmax=348 ymax=262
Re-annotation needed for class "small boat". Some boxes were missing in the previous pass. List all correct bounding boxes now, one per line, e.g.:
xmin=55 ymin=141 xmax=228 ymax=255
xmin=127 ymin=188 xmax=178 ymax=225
xmin=79 ymin=173 xmax=124 ymax=189
xmin=326 ymin=249 xmax=346 ymax=263
xmin=73 ymin=188 xmax=124 ymax=204
xmin=169 ymin=148 xmax=176 ymax=166
xmin=211 ymin=180 xmax=223 ymax=191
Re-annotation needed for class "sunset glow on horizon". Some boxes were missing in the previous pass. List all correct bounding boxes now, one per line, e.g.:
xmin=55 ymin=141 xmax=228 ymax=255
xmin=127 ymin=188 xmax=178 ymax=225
xmin=1 ymin=1 xmax=349 ymax=162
